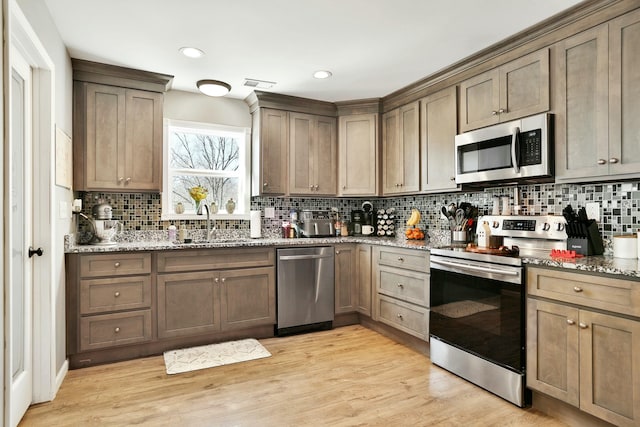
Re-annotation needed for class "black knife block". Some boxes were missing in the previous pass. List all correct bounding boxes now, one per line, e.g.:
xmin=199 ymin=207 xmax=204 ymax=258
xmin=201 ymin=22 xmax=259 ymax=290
xmin=567 ymin=221 xmax=604 ymax=256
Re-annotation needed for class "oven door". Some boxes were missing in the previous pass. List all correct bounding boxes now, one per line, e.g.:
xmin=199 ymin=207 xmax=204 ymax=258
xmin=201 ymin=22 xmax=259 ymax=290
xmin=429 ymin=256 xmax=525 ymax=373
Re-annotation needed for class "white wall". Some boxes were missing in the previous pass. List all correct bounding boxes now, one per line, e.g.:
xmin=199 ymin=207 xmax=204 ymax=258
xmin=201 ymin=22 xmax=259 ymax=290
xmin=17 ymin=0 xmax=72 ymax=377
xmin=164 ymin=90 xmax=251 ymax=127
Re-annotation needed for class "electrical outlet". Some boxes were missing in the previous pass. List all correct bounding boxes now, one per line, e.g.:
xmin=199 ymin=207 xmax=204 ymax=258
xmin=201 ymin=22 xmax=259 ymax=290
xmin=586 ymin=202 xmax=600 ymax=222
xmin=264 ymin=207 xmax=275 ymax=218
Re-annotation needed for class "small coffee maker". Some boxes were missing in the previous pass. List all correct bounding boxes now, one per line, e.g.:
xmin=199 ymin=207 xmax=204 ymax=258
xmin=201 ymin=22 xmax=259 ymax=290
xmin=351 ymin=209 xmax=364 ymax=235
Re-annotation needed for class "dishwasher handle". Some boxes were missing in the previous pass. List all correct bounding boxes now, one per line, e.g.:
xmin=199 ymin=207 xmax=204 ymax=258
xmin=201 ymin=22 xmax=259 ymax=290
xmin=279 ymin=253 xmax=333 ymax=261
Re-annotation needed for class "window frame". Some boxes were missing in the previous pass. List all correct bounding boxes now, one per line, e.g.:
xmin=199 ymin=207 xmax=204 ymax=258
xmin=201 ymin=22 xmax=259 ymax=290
xmin=161 ymin=118 xmax=251 ymax=221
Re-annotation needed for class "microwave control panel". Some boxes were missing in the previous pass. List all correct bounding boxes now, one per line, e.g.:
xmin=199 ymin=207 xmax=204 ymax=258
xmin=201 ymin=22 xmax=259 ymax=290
xmin=519 ymin=129 xmax=542 ymax=166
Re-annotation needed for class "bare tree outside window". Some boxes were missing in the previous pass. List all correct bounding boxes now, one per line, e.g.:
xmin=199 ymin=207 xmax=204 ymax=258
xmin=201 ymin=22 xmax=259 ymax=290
xmin=169 ymin=129 xmax=241 ymax=213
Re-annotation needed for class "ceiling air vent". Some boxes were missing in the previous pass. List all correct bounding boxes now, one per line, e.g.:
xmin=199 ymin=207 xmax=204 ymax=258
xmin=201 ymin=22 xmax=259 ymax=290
xmin=243 ymin=78 xmax=276 ymax=89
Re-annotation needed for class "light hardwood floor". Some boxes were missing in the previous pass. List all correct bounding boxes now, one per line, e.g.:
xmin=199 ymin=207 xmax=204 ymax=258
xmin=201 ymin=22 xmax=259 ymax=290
xmin=20 ymin=325 xmax=567 ymax=426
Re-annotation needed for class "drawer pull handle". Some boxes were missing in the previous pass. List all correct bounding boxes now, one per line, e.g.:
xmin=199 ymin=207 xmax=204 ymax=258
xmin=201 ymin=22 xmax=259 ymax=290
xmin=397 ymin=283 xmax=404 ymax=289
xmin=114 ymin=262 xmax=121 ymax=268
xmin=114 ymin=291 xmax=120 ymax=297
xmin=566 ymin=319 xmax=575 ymax=325
xmin=114 ymin=327 xmax=120 ymax=333
xmin=579 ymin=322 xmax=588 ymax=329
xmin=573 ymin=286 xmax=583 ymax=293
xmin=397 ymin=257 xmax=404 ymax=262
xmin=396 ymin=314 xmax=403 ymax=320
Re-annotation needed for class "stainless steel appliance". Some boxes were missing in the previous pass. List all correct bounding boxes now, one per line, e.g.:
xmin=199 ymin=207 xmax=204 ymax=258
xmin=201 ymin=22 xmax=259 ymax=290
xmin=299 ymin=210 xmax=335 ymax=237
xmin=429 ymin=215 xmax=567 ymax=407
xmin=455 ymin=113 xmax=553 ymax=185
xmin=276 ymin=247 xmax=334 ymax=335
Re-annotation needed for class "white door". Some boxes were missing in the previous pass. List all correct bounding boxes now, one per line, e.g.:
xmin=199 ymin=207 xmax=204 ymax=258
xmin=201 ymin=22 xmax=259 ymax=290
xmin=6 ymin=47 xmax=35 ymax=427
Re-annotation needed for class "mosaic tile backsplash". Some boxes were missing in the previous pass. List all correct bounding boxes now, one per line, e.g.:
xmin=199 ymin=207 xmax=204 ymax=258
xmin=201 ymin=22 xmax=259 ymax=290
xmin=76 ymin=181 xmax=640 ymax=250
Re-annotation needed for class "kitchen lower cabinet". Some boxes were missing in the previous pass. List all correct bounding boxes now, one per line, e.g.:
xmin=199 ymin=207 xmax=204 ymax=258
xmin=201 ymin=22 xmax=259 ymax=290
xmin=220 ymin=267 xmax=275 ymax=330
xmin=527 ymin=267 xmax=640 ymax=427
xmin=356 ymin=245 xmax=372 ymax=317
xmin=372 ymin=246 xmax=429 ymax=340
xmin=335 ymin=244 xmax=357 ymax=314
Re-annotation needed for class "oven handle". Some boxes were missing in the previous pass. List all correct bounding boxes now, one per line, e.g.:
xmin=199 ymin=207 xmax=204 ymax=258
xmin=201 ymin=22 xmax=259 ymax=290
xmin=511 ymin=126 xmax=520 ymax=174
xmin=431 ymin=258 xmax=520 ymax=277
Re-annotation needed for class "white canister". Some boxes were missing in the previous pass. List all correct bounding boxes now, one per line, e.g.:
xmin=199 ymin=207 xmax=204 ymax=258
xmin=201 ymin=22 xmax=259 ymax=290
xmin=612 ymin=234 xmax=638 ymax=259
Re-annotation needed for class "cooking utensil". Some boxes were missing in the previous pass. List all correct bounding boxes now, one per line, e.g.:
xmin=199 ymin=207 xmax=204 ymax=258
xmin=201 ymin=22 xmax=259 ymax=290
xmin=441 ymin=206 xmax=450 ymax=220
xmin=455 ymin=209 xmax=465 ymax=230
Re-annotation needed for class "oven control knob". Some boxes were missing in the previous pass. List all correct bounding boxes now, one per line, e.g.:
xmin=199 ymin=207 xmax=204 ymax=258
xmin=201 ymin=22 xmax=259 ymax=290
xmin=556 ymin=223 xmax=565 ymax=232
xmin=492 ymin=221 xmax=500 ymax=229
xmin=542 ymin=222 xmax=551 ymax=231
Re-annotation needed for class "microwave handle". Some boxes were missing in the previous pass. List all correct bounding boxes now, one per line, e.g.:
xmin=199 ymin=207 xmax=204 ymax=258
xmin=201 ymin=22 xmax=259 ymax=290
xmin=511 ymin=127 xmax=520 ymax=173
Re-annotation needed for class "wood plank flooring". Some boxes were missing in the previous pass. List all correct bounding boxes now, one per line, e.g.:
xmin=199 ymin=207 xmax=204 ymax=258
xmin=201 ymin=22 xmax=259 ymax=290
xmin=20 ymin=325 xmax=567 ymax=426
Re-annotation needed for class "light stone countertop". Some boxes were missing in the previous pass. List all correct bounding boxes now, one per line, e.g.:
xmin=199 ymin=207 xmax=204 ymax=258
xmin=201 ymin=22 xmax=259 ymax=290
xmin=64 ymin=234 xmax=640 ymax=279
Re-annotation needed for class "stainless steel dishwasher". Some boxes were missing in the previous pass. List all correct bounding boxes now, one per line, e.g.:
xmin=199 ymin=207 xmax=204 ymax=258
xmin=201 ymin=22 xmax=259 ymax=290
xmin=276 ymin=246 xmax=334 ymax=335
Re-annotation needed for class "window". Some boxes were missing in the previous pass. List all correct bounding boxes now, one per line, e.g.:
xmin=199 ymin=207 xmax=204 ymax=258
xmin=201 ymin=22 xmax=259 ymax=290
xmin=162 ymin=119 xmax=251 ymax=220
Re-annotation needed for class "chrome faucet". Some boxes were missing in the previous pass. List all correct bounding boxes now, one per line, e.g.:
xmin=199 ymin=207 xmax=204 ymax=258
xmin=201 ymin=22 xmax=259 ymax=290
xmin=203 ymin=204 xmax=216 ymax=241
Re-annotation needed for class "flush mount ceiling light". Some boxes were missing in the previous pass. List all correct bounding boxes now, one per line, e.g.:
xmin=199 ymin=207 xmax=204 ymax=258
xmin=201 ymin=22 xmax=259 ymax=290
xmin=313 ymin=70 xmax=333 ymax=79
xmin=197 ymin=79 xmax=231 ymax=97
xmin=179 ymin=46 xmax=205 ymax=58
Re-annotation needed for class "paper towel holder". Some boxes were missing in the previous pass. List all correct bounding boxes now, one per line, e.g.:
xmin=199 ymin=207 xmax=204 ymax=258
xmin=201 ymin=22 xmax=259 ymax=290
xmin=250 ymin=210 xmax=262 ymax=238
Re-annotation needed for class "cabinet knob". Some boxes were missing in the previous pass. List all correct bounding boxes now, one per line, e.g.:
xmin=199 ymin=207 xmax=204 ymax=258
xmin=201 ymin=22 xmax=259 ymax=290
xmin=597 ymin=159 xmax=607 ymax=165
xmin=214 ymin=277 xmax=219 ymax=283
xmin=491 ymin=110 xmax=498 ymax=116
xmin=315 ymin=185 xmax=319 ymax=190
xmin=566 ymin=319 xmax=575 ymax=325
xmin=397 ymin=283 xmax=404 ymax=289
xmin=342 ymin=185 xmax=346 ymax=190
xmin=118 ymin=177 xmax=124 ymax=182
xmin=579 ymin=322 xmax=589 ymax=329
xmin=573 ymin=286 xmax=583 ymax=293
xmin=310 ymin=185 xmax=314 ymax=190
xmin=609 ymin=157 xmax=619 ymax=164
xmin=125 ymin=177 xmax=131 ymax=183
xmin=221 ymin=277 xmax=226 ymax=283
xmin=336 ymin=250 xmax=340 ymax=255
xmin=114 ymin=291 xmax=120 ymax=297
xmin=450 ymin=177 xmax=456 ymax=181
xmin=396 ymin=314 xmax=404 ymax=320
xmin=114 ymin=327 xmax=120 ymax=333
xmin=397 ymin=257 xmax=404 ymax=262
xmin=498 ymin=108 xmax=505 ymax=114
xmin=263 ymin=182 xmax=268 ymax=187
xmin=114 ymin=262 xmax=120 ymax=268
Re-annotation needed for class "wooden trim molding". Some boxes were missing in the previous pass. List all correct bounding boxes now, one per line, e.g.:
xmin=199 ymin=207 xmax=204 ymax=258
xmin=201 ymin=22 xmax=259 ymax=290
xmin=72 ymin=58 xmax=174 ymax=92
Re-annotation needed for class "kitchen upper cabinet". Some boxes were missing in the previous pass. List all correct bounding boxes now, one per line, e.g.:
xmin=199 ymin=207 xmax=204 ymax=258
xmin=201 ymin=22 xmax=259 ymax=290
xmin=72 ymin=60 xmax=171 ymax=192
xmin=420 ymin=86 xmax=458 ymax=193
xmin=459 ymin=48 xmax=549 ymax=132
xmin=382 ymin=101 xmax=420 ymax=195
xmin=251 ymin=108 xmax=288 ymax=196
xmin=338 ymin=113 xmax=378 ymax=196
xmin=556 ymin=9 xmax=640 ymax=182
xmin=289 ymin=112 xmax=337 ymax=196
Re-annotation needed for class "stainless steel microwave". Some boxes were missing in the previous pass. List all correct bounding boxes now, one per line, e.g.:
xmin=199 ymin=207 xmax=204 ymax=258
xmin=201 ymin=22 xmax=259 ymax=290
xmin=455 ymin=113 xmax=553 ymax=185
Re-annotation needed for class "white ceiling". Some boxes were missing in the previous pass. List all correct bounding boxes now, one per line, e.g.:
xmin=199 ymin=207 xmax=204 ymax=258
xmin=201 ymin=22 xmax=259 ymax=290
xmin=43 ymin=0 xmax=584 ymax=102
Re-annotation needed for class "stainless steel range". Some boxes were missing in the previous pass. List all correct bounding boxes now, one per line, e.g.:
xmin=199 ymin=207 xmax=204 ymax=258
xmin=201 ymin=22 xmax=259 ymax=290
xmin=429 ymin=215 xmax=567 ymax=407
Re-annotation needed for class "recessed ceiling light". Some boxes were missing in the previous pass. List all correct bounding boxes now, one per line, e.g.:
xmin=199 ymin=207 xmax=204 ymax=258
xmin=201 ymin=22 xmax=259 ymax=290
xmin=197 ymin=79 xmax=231 ymax=97
xmin=313 ymin=70 xmax=332 ymax=79
xmin=179 ymin=47 xmax=205 ymax=58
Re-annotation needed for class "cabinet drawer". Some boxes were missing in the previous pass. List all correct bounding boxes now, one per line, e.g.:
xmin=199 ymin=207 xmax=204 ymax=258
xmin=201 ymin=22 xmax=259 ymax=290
xmin=156 ymin=248 xmax=275 ymax=273
xmin=378 ymin=266 xmax=429 ymax=307
xmin=80 ymin=253 xmax=151 ymax=278
xmin=377 ymin=295 xmax=429 ymax=340
xmin=375 ymin=247 xmax=429 ymax=272
xmin=527 ymin=267 xmax=640 ymax=317
xmin=80 ymin=276 xmax=151 ymax=315
xmin=80 ymin=310 xmax=152 ymax=351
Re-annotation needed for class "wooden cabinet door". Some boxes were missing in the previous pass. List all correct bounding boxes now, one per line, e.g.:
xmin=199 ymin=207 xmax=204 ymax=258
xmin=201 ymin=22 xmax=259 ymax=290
xmin=84 ymin=83 xmax=126 ymax=190
xmin=157 ymin=272 xmax=221 ymax=338
xmin=459 ymin=68 xmax=500 ymax=132
xmin=356 ymin=245 xmax=372 ymax=317
xmin=499 ymin=48 xmax=549 ymax=122
xmin=526 ymin=298 xmax=580 ymax=406
xmin=338 ymin=114 xmax=378 ymax=196
xmin=399 ymin=101 xmax=420 ymax=193
xmin=289 ymin=112 xmax=314 ymax=194
xmin=314 ymin=115 xmax=337 ymax=195
xmin=579 ymin=310 xmax=640 ymax=427
xmin=124 ymin=88 xmax=163 ymax=191
xmin=609 ymin=9 xmax=640 ymax=177
xmin=335 ymin=244 xmax=357 ymax=314
xmin=220 ymin=267 xmax=275 ymax=330
xmin=555 ymin=24 xmax=610 ymax=181
xmin=420 ymin=86 xmax=458 ymax=192
xmin=382 ymin=109 xmax=402 ymax=194
xmin=252 ymin=108 xmax=288 ymax=196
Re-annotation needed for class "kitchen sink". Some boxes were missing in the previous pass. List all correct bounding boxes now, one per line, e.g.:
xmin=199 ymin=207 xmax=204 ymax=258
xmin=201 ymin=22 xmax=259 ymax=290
xmin=174 ymin=238 xmax=253 ymax=245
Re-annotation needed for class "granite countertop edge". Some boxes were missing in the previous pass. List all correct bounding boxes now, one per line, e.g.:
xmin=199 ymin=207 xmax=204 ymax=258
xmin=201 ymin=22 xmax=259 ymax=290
xmin=65 ymin=237 xmax=640 ymax=279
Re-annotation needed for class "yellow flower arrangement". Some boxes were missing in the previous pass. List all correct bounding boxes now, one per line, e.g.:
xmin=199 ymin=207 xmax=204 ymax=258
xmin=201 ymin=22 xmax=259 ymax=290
xmin=189 ymin=185 xmax=208 ymax=213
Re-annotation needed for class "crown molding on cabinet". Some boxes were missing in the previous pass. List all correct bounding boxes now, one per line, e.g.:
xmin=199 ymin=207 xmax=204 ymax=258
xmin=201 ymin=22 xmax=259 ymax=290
xmin=245 ymin=90 xmax=337 ymax=117
xmin=72 ymin=58 xmax=174 ymax=93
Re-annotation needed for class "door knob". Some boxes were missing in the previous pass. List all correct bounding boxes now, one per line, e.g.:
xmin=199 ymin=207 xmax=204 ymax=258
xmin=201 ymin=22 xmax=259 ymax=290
xmin=28 ymin=247 xmax=44 ymax=258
